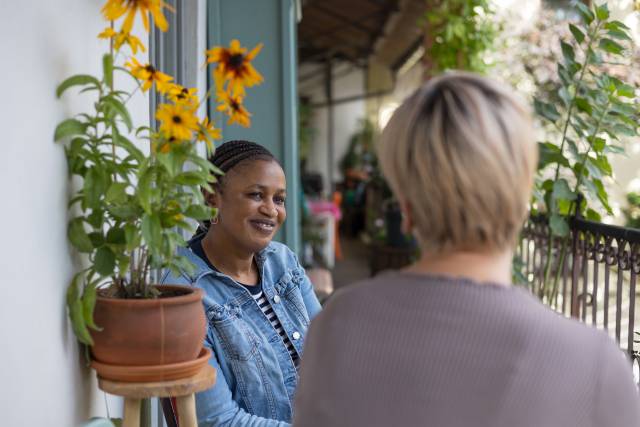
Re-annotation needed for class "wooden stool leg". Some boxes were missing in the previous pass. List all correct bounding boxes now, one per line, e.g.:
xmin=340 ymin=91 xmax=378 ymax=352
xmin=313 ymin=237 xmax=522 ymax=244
xmin=176 ymin=393 xmax=197 ymax=427
xmin=122 ymin=397 xmax=142 ymax=427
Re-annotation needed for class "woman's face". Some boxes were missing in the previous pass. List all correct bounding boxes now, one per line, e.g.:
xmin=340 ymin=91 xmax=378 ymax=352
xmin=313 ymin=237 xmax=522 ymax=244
xmin=212 ymin=159 xmax=287 ymax=254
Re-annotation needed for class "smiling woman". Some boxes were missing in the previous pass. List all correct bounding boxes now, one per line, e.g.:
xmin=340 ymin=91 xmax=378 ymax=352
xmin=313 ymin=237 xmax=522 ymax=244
xmin=161 ymin=140 xmax=321 ymax=426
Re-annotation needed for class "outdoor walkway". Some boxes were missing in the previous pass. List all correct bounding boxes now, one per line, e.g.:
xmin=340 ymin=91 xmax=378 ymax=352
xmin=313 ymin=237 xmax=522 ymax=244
xmin=332 ymin=237 xmax=371 ymax=290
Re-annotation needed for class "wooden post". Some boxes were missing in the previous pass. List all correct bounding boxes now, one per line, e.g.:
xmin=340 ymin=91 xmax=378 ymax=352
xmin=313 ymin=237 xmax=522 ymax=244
xmin=176 ymin=394 xmax=198 ymax=427
xmin=123 ymin=398 xmax=142 ymax=427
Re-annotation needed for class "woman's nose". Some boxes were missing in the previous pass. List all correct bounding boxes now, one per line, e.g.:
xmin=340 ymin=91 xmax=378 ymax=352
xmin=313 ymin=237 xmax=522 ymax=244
xmin=259 ymin=200 xmax=277 ymax=217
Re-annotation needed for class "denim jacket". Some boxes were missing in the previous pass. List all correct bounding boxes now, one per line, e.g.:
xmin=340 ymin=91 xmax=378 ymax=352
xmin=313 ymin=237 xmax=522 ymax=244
xmin=160 ymin=239 xmax=322 ymax=426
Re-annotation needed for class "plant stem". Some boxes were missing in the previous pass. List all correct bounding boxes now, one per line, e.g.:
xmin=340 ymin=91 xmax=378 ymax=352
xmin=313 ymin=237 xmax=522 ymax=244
xmin=541 ymin=20 xmax=601 ymax=293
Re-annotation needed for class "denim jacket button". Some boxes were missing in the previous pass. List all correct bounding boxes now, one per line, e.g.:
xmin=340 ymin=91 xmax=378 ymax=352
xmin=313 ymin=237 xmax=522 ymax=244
xmin=273 ymin=295 xmax=281 ymax=303
xmin=292 ymin=331 xmax=301 ymax=340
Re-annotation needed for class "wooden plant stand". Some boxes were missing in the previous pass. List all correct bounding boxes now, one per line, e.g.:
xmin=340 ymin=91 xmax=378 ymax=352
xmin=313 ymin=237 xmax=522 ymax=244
xmin=97 ymin=365 xmax=216 ymax=427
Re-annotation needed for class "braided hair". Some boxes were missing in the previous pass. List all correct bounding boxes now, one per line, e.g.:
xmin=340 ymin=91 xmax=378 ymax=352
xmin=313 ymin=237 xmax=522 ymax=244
xmin=195 ymin=140 xmax=278 ymax=236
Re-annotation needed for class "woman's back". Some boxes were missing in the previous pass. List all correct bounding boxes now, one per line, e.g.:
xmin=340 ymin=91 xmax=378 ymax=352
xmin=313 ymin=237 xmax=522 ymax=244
xmin=294 ymin=272 xmax=640 ymax=427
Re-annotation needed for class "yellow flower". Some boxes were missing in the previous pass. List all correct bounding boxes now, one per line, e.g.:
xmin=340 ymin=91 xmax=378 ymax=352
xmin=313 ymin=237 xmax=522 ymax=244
xmin=206 ymin=39 xmax=263 ymax=96
xmin=101 ymin=0 xmax=171 ymax=33
xmin=167 ymin=84 xmax=199 ymax=107
xmin=156 ymin=103 xmax=199 ymax=141
xmin=196 ymin=117 xmax=222 ymax=150
xmin=126 ymin=57 xmax=172 ymax=93
xmin=216 ymin=91 xmax=251 ymax=128
xmin=98 ymin=27 xmax=146 ymax=54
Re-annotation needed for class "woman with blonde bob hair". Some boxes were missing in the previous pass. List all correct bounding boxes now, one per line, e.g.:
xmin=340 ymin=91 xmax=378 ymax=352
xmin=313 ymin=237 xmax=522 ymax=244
xmin=293 ymin=72 xmax=640 ymax=427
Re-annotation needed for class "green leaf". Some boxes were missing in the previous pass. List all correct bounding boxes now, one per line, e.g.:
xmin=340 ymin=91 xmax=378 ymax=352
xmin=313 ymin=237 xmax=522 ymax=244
xmin=56 ymin=74 xmax=100 ymax=98
xmin=67 ymin=275 xmax=94 ymax=345
xmin=613 ymin=123 xmax=638 ymax=137
xmin=84 ymin=166 xmax=107 ymax=209
xmin=54 ymin=119 xmax=87 ymax=141
xmin=605 ymin=20 xmax=630 ymax=31
xmin=82 ymin=283 xmax=100 ymax=331
xmin=106 ymin=227 xmax=126 ymax=245
xmin=137 ymin=165 xmax=154 ymax=214
xmin=558 ymin=87 xmax=571 ymax=107
xmin=552 ymin=179 xmax=577 ymax=201
xmin=105 ymin=182 xmax=128 ymax=203
xmin=538 ymin=142 xmax=569 ymax=169
xmin=103 ymin=54 xmax=113 ymax=88
xmin=594 ymin=156 xmax=613 ymax=176
xmin=534 ymin=100 xmax=560 ymax=122
xmin=560 ymin=41 xmax=575 ymax=62
xmin=575 ymin=3 xmax=594 ymax=25
xmin=185 ymin=205 xmax=215 ymax=220
xmin=574 ymin=97 xmax=592 ymax=114
xmin=603 ymin=144 xmax=625 ymax=154
xmin=124 ymin=224 xmax=141 ymax=250
xmin=88 ymin=232 xmax=105 ymax=248
xmin=616 ymin=84 xmax=635 ymax=98
xmin=68 ymin=218 xmax=93 ymax=253
xmin=569 ymin=24 xmax=585 ymax=44
xmin=142 ymin=213 xmax=162 ymax=248
xmin=606 ymin=28 xmax=632 ymax=41
xmin=550 ymin=214 xmax=570 ymax=237
xmin=591 ymin=137 xmax=606 ymax=152
xmin=113 ymin=131 xmax=144 ymax=163
xmin=174 ymin=171 xmax=206 ymax=186
xmin=595 ymin=3 xmax=609 ymax=21
xmin=599 ymin=38 xmax=624 ymax=55
xmin=87 ymin=209 xmax=105 ymax=229
xmin=108 ymin=205 xmax=140 ymax=220
xmin=585 ymin=208 xmax=602 ymax=221
xmin=103 ymin=96 xmax=133 ymax=131
xmin=94 ymin=246 xmax=116 ymax=276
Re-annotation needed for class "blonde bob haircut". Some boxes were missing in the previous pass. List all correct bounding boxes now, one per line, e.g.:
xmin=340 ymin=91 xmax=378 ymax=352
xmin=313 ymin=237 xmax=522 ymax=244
xmin=378 ymin=71 xmax=537 ymax=254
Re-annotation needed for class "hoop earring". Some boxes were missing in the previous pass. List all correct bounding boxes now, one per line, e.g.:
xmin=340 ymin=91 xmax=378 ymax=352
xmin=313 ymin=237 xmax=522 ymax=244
xmin=211 ymin=215 xmax=219 ymax=225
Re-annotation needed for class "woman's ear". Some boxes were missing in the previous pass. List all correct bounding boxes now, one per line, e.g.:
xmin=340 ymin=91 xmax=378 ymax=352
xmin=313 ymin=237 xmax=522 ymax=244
xmin=202 ymin=188 xmax=218 ymax=208
xmin=399 ymin=199 xmax=414 ymax=235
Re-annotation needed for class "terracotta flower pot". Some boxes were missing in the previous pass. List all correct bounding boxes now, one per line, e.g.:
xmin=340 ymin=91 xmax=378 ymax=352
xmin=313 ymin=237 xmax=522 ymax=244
xmin=91 ymin=285 xmax=206 ymax=367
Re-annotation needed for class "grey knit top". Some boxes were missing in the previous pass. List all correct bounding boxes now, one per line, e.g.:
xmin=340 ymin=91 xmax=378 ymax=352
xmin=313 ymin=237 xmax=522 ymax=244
xmin=293 ymin=272 xmax=640 ymax=427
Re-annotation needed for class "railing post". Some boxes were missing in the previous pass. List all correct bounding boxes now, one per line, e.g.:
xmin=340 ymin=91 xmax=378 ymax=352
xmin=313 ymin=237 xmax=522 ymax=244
xmin=569 ymin=195 xmax=584 ymax=318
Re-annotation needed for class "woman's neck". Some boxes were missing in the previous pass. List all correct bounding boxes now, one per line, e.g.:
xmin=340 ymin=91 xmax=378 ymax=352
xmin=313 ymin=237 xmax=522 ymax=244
xmin=404 ymin=247 xmax=513 ymax=286
xmin=201 ymin=229 xmax=258 ymax=284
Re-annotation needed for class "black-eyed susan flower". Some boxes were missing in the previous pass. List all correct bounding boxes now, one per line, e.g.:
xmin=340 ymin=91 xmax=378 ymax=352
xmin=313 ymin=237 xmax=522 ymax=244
xmin=216 ymin=90 xmax=251 ymax=128
xmin=98 ymin=27 xmax=146 ymax=54
xmin=206 ymin=39 xmax=263 ymax=96
xmin=126 ymin=57 xmax=173 ymax=93
xmin=156 ymin=103 xmax=199 ymax=141
xmin=167 ymin=84 xmax=199 ymax=107
xmin=196 ymin=117 xmax=222 ymax=150
xmin=101 ymin=0 xmax=171 ymax=33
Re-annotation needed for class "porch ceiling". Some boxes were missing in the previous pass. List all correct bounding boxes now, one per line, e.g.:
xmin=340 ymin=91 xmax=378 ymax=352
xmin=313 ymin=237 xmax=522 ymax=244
xmin=298 ymin=0 xmax=426 ymax=69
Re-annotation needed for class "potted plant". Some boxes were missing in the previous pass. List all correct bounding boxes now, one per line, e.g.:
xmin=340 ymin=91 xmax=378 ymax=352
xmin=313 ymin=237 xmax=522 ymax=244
xmin=55 ymin=0 xmax=263 ymax=380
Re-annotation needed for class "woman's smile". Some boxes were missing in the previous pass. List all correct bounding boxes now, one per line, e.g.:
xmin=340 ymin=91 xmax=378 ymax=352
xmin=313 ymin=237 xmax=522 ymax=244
xmin=249 ymin=218 xmax=277 ymax=234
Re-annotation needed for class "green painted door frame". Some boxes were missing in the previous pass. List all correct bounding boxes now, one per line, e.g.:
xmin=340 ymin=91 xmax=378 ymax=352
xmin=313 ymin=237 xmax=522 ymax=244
xmin=208 ymin=0 xmax=301 ymax=253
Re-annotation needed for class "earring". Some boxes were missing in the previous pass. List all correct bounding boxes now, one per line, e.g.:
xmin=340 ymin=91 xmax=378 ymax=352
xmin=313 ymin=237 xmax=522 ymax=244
xmin=211 ymin=215 xmax=219 ymax=225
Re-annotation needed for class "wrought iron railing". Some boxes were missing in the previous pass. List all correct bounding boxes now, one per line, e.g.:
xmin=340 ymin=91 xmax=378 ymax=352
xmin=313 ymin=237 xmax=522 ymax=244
xmin=518 ymin=214 xmax=640 ymax=380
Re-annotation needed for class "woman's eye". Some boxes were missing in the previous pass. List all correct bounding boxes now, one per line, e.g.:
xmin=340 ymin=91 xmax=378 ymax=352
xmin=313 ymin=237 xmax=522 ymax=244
xmin=248 ymin=192 xmax=262 ymax=200
xmin=274 ymin=196 xmax=286 ymax=205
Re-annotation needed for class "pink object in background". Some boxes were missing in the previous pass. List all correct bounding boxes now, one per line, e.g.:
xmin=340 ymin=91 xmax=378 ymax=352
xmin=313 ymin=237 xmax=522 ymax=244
xmin=307 ymin=199 xmax=342 ymax=221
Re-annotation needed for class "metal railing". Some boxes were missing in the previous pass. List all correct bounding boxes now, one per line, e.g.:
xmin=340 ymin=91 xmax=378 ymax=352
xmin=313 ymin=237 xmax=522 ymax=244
xmin=518 ymin=214 xmax=640 ymax=375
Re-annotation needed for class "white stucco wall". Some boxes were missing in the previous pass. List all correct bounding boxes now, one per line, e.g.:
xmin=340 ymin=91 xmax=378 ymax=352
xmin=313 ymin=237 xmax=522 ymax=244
xmin=0 ymin=1 xmax=206 ymax=425
xmin=299 ymin=61 xmax=366 ymax=196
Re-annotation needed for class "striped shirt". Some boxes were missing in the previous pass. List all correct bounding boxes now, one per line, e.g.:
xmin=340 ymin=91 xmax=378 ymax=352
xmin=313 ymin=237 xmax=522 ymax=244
xmin=250 ymin=289 xmax=300 ymax=367
xmin=188 ymin=237 xmax=300 ymax=367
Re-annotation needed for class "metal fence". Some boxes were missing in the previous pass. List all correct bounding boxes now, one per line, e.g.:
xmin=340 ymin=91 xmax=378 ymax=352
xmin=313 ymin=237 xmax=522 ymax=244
xmin=518 ymin=215 xmax=640 ymax=379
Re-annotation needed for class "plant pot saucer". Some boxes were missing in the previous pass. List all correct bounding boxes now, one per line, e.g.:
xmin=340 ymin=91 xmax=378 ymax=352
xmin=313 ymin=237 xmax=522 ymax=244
xmin=92 ymin=348 xmax=211 ymax=383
